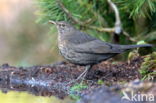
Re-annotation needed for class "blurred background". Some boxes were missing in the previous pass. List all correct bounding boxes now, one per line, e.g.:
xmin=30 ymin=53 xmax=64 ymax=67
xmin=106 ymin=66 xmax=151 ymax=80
xmin=0 ymin=0 xmax=62 ymax=66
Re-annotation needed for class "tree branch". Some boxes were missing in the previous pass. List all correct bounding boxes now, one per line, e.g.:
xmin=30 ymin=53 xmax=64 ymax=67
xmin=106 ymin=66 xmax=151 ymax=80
xmin=123 ymin=31 xmax=137 ymax=42
xmin=108 ymin=0 xmax=122 ymax=35
xmin=57 ymin=0 xmax=92 ymax=25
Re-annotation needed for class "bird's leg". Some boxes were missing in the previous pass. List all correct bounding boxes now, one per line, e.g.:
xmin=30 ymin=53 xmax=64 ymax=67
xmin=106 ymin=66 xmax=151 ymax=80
xmin=76 ymin=65 xmax=92 ymax=81
xmin=67 ymin=65 xmax=92 ymax=85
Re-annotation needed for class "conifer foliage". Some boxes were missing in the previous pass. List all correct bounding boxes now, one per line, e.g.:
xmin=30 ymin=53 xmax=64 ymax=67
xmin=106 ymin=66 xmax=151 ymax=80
xmin=36 ymin=0 xmax=156 ymax=44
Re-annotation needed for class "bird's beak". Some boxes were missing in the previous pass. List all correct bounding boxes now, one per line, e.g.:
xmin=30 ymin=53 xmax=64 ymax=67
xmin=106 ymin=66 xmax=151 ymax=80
xmin=49 ymin=20 xmax=57 ymax=25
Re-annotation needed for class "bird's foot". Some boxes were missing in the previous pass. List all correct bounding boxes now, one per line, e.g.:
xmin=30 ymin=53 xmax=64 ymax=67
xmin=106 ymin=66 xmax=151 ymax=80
xmin=67 ymin=65 xmax=92 ymax=85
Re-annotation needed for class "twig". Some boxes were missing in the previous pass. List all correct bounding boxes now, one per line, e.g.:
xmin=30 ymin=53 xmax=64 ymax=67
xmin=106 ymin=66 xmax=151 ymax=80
xmin=57 ymin=0 xmax=92 ymax=25
xmin=123 ymin=31 xmax=137 ymax=42
xmin=88 ymin=26 xmax=115 ymax=32
xmin=57 ymin=0 xmax=114 ymax=32
xmin=107 ymin=0 xmax=122 ymax=35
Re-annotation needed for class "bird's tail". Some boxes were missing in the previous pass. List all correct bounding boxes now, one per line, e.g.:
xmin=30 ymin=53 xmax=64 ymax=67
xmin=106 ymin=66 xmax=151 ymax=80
xmin=121 ymin=44 xmax=153 ymax=50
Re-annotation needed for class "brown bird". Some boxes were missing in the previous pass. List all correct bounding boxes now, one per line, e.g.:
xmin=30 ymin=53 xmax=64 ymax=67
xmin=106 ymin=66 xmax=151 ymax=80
xmin=49 ymin=20 xmax=153 ymax=81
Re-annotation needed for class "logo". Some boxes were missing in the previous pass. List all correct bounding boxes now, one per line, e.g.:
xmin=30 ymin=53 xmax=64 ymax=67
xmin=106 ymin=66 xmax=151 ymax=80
xmin=121 ymin=91 xmax=154 ymax=102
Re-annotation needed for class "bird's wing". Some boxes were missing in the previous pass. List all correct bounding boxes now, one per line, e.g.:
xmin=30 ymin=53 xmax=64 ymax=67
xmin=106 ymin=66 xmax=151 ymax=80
xmin=67 ymin=30 xmax=96 ymax=44
xmin=67 ymin=29 xmax=125 ymax=54
xmin=73 ymin=40 xmax=125 ymax=54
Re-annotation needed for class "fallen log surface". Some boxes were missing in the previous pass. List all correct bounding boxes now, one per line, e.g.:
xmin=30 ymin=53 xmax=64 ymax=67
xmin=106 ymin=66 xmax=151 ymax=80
xmin=0 ymin=57 xmax=155 ymax=103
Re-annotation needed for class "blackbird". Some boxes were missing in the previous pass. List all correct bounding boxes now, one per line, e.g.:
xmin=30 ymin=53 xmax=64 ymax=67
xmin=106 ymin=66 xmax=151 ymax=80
xmin=49 ymin=21 xmax=153 ymax=80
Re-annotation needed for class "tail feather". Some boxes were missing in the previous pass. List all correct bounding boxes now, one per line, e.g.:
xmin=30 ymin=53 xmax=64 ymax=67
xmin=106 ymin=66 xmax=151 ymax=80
xmin=121 ymin=44 xmax=153 ymax=50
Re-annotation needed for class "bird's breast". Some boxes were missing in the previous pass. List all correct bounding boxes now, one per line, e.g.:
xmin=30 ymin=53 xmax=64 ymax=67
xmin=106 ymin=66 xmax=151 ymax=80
xmin=58 ymin=34 xmax=67 ymax=49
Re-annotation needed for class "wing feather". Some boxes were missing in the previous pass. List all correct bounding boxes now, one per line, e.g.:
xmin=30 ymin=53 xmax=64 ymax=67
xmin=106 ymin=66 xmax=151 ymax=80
xmin=66 ymin=29 xmax=125 ymax=54
xmin=73 ymin=40 xmax=124 ymax=54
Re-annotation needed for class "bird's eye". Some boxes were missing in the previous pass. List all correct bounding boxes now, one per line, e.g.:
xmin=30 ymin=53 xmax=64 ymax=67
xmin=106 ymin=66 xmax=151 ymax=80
xmin=61 ymin=24 xmax=65 ymax=27
xmin=58 ymin=23 xmax=65 ymax=27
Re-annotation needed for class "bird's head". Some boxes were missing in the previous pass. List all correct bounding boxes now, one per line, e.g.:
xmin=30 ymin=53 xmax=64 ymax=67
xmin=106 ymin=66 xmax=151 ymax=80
xmin=49 ymin=20 xmax=73 ymax=31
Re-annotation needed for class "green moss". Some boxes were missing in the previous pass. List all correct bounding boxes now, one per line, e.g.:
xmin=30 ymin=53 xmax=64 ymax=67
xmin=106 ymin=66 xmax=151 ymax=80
xmin=139 ymin=52 xmax=156 ymax=81
xmin=69 ymin=83 xmax=88 ymax=100
xmin=97 ymin=79 xmax=104 ymax=85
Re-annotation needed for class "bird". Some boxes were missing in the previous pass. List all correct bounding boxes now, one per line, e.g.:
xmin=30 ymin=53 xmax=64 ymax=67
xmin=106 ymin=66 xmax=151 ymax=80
xmin=49 ymin=20 xmax=153 ymax=81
